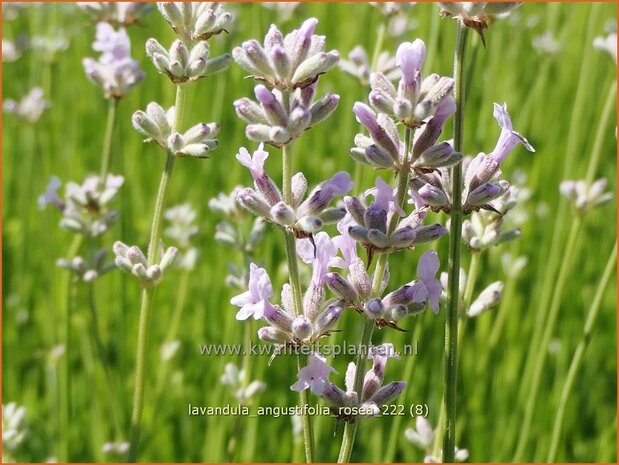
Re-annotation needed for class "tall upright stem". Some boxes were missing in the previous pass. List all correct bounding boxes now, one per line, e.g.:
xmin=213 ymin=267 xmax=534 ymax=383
xmin=281 ymin=142 xmax=315 ymax=462
xmin=546 ymin=241 xmax=616 ymax=461
xmin=338 ymin=127 xmax=413 ymax=463
xmin=99 ymin=98 xmax=119 ymax=179
xmin=128 ymin=84 xmax=187 ymax=462
xmin=442 ymin=23 xmax=469 ymax=464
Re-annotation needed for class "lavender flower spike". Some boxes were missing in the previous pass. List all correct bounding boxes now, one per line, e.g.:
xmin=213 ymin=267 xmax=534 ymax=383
xmin=291 ymin=352 xmax=335 ymax=395
xmin=230 ymin=263 xmax=275 ymax=320
xmin=490 ymin=103 xmax=535 ymax=163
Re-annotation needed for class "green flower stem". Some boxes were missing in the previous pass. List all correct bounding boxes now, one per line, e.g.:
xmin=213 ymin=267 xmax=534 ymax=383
xmin=128 ymin=84 xmax=187 ymax=462
xmin=547 ymin=241 xmax=616 ymax=461
xmin=99 ymin=98 xmax=119 ymax=180
xmin=456 ymin=252 xmax=481 ymax=351
xmin=281 ymin=142 xmax=315 ymax=462
xmin=442 ymin=23 xmax=469 ymax=464
xmin=87 ymin=283 xmax=123 ymax=437
xmin=585 ymin=79 xmax=617 ymax=184
xmin=338 ymin=127 xmax=413 ymax=464
xmin=513 ymin=217 xmax=582 ymax=461
xmin=59 ymin=234 xmax=83 ymax=461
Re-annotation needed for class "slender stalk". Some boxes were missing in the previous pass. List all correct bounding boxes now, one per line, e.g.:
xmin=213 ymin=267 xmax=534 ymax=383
xmin=58 ymin=234 xmax=83 ymax=461
xmin=585 ymin=80 xmax=617 ymax=184
xmin=87 ymin=283 xmax=123 ymax=437
xmin=99 ymin=98 xmax=119 ymax=180
xmin=281 ymin=141 xmax=315 ymax=462
xmin=338 ymin=127 xmax=413 ymax=463
xmin=456 ymin=253 xmax=480 ymax=351
xmin=442 ymin=23 xmax=469 ymax=464
xmin=547 ymin=241 xmax=617 ymax=461
xmin=128 ymin=84 xmax=187 ymax=462
xmin=513 ymin=218 xmax=582 ymax=461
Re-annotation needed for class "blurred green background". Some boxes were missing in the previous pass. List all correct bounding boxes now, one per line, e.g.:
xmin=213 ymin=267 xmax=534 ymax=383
xmin=2 ymin=2 xmax=617 ymax=462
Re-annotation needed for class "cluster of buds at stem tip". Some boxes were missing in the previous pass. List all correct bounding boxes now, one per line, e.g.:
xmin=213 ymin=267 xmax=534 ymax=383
xmin=352 ymin=100 xmax=460 ymax=171
xmin=233 ymin=18 xmax=340 ymax=91
xmin=39 ymin=174 xmax=124 ymax=237
xmin=439 ymin=2 xmax=522 ymax=46
xmin=339 ymin=45 xmax=400 ymax=86
xmin=146 ymin=38 xmax=231 ymax=84
xmin=113 ymin=241 xmax=178 ymax=288
xmin=234 ymin=83 xmax=339 ymax=147
xmin=83 ymin=23 xmax=144 ymax=100
xmin=462 ymin=186 xmax=522 ymax=251
xmin=235 ymin=144 xmax=352 ymax=235
xmin=440 ymin=270 xmax=503 ymax=318
xmin=367 ymin=39 xmax=456 ymax=129
xmin=77 ymin=2 xmax=154 ymax=26
xmin=560 ymin=178 xmax=613 ymax=216
xmin=291 ymin=348 xmax=406 ymax=424
xmin=132 ymin=102 xmax=219 ymax=158
xmin=56 ymin=250 xmax=115 ymax=283
xmin=156 ymin=2 xmax=233 ymax=42
xmin=344 ymin=177 xmax=447 ymax=255
xmin=410 ymin=103 xmax=534 ymax=215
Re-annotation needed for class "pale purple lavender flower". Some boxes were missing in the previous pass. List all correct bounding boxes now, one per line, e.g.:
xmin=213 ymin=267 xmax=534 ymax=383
xmin=417 ymin=250 xmax=442 ymax=313
xmin=233 ymin=18 xmax=340 ymax=90
xmin=3 ymin=87 xmax=50 ymax=123
xmin=164 ymin=203 xmax=198 ymax=248
xmin=330 ymin=215 xmax=359 ymax=268
xmin=405 ymin=416 xmax=435 ymax=450
xmin=38 ymin=176 xmax=64 ymax=210
xmin=230 ymin=263 xmax=274 ymax=320
xmin=297 ymin=231 xmax=338 ymax=286
xmin=490 ymin=103 xmax=534 ymax=163
xmin=83 ymin=22 xmax=144 ymax=99
xmin=57 ymin=249 xmax=112 ymax=282
xmin=291 ymin=352 xmax=335 ymax=395
xmin=366 ymin=177 xmax=404 ymax=216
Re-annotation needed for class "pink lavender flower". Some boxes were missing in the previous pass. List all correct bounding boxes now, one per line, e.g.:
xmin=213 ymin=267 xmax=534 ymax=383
xmin=157 ymin=3 xmax=233 ymax=42
xmin=297 ymin=231 xmax=338 ymax=286
xmin=291 ymin=352 xmax=335 ymax=395
xmin=330 ymin=215 xmax=359 ymax=268
xmin=83 ymin=22 xmax=144 ymax=99
xmin=230 ymin=263 xmax=275 ymax=320
xmin=490 ymin=103 xmax=534 ymax=163
xmin=417 ymin=250 xmax=442 ymax=313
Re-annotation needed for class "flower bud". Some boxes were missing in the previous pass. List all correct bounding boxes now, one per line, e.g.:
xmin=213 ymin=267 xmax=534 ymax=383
xmin=467 ymin=281 xmax=504 ymax=317
xmin=263 ymin=304 xmax=293 ymax=332
xmin=390 ymin=226 xmax=416 ymax=248
xmin=291 ymin=315 xmax=313 ymax=340
xmin=411 ymin=224 xmax=448 ymax=245
xmin=369 ymin=381 xmax=406 ymax=404
xmin=270 ymin=202 xmax=296 ymax=226
xmin=325 ymin=273 xmax=357 ymax=302
xmin=367 ymin=229 xmax=389 ymax=248
xmin=364 ymin=298 xmax=384 ymax=319
xmin=258 ymin=326 xmax=291 ymax=344
xmin=236 ymin=188 xmax=272 ymax=218
xmin=314 ymin=305 xmax=342 ymax=334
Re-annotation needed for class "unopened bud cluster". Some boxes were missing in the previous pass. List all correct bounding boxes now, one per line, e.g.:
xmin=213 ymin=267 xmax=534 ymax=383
xmin=368 ymin=40 xmax=455 ymax=129
xmin=233 ymin=18 xmax=339 ymax=90
xmin=113 ymin=241 xmax=178 ymax=288
xmin=560 ymin=178 xmax=613 ymax=216
xmin=132 ymin=102 xmax=219 ymax=158
xmin=235 ymin=83 xmax=339 ymax=147
xmin=57 ymin=250 xmax=114 ymax=282
xmin=146 ymin=38 xmax=231 ymax=84
xmin=157 ymin=2 xmax=232 ymax=42
xmin=221 ymin=363 xmax=266 ymax=404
